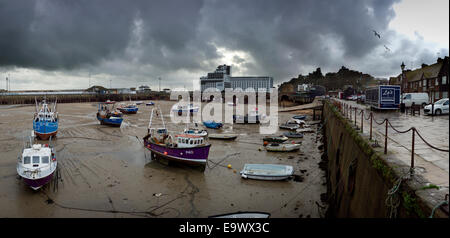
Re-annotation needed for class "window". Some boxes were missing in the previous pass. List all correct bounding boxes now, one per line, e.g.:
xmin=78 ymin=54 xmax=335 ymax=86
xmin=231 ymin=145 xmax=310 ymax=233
xmin=444 ymin=100 xmax=449 ymax=106
xmin=435 ymin=79 xmax=439 ymax=86
xmin=32 ymin=156 xmax=40 ymax=164
xmin=41 ymin=156 xmax=49 ymax=164
xmin=190 ymin=140 xmax=193 ymax=145
xmin=435 ymin=91 xmax=440 ymax=100
xmin=23 ymin=156 xmax=31 ymax=164
xmin=443 ymin=76 xmax=448 ymax=85
xmin=443 ymin=91 xmax=448 ymax=99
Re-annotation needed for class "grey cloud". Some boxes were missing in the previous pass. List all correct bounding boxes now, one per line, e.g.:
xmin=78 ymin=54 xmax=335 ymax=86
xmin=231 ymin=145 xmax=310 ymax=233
xmin=0 ymin=0 xmax=447 ymax=88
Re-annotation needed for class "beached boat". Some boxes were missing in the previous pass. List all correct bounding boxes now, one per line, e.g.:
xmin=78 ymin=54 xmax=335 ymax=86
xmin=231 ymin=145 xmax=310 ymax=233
xmin=287 ymin=119 xmax=306 ymax=125
xmin=203 ymin=120 xmax=223 ymax=129
xmin=279 ymin=123 xmax=299 ymax=130
xmin=208 ymin=133 xmax=238 ymax=140
xmin=292 ymin=115 xmax=307 ymax=120
xmin=117 ymin=102 xmax=139 ymax=114
xmin=135 ymin=101 xmax=143 ymax=105
xmin=33 ymin=98 xmax=58 ymax=140
xmin=17 ymin=139 xmax=57 ymax=190
xmin=96 ymin=103 xmax=123 ymax=127
xmin=146 ymin=102 xmax=155 ymax=106
xmin=143 ymin=108 xmax=211 ymax=170
xmin=263 ymin=135 xmax=288 ymax=143
xmin=283 ymin=132 xmax=304 ymax=138
xmin=105 ymin=99 xmax=115 ymax=104
xmin=240 ymin=164 xmax=294 ymax=180
xmin=171 ymin=103 xmax=199 ymax=113
xmin=183 ymin=128 xmax=208 ymax=137
xmin=265 ymin=142 xmax=301 ymax=152
xmin=209 ymin=212 xmax=270 ymax=218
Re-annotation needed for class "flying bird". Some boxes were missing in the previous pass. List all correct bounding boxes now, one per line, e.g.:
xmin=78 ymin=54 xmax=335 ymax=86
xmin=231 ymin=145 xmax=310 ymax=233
xmin=372 ymin=30 xmax=381 ymax=39
xmin=384 ymin=45 xmax=391 ymax=52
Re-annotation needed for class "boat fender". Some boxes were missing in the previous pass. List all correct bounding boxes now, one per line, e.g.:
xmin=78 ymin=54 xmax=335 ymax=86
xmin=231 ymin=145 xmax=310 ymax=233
xmin=164 ymin=151 xmax=168 ymax=155
xmin=227 ymin=164 xmax=232 ymax=169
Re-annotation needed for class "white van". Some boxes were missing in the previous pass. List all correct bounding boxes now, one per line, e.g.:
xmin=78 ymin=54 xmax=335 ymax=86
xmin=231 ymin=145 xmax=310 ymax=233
xmin=401 ymin=93 xmax=429 ymax=107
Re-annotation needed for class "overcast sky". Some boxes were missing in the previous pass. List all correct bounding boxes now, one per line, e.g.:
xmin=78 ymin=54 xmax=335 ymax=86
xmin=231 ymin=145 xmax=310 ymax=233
xmin=0 ymin=0 xmax=448 ymax=91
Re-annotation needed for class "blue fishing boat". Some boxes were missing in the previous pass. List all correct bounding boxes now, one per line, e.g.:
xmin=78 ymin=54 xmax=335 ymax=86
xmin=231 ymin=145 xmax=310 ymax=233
xmin=96 ymin=103 xmax=123 ymax=127
xmin=33 ymin=98 xmax=58 ymax=140
xmin=117 ymin=102 xmax=138 ymax=114
xmin=203 ymin=120 xmax=223 ymax=129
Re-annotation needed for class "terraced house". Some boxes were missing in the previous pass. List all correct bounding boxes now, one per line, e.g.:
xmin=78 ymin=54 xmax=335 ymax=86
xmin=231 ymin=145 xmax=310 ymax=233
xmin=390 ymin=56 xmax=449 ymax=102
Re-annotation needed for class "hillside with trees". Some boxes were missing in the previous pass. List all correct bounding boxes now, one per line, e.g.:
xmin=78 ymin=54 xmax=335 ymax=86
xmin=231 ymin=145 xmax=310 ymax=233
xmin=279 ymin=66 xmax=386 ymax=93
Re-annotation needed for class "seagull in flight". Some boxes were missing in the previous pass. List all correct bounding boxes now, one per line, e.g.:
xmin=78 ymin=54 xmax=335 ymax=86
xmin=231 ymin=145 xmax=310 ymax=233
xmin=384 ymin=45 xmax=391 ymax=52
xmin=373 ymin=30 xmax=381 ymax=39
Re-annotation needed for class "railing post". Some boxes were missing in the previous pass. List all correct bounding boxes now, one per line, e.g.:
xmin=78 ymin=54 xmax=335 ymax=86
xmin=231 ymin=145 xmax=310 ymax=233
xmin=361 ymin=110 xmax=364 ymax=133
xmin=411 ymin=128 xmax=415 ymax=173
xmin=354 ymin=107 xmax=357 ymax=127
xmin=370 ymin=112 xmax=373 ymax=140
xmin=384 ymin=119 xmax=388 ymax=154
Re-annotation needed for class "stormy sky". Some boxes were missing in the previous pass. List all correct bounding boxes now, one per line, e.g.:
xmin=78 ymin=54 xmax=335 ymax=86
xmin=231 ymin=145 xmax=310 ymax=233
xmin=0 ymin=0 xmax=448 ymax=90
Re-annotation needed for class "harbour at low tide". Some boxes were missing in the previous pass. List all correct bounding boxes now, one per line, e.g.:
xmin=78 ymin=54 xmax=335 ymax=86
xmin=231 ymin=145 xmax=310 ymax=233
xmin=0 ymin=100 xmax=327 ymax=218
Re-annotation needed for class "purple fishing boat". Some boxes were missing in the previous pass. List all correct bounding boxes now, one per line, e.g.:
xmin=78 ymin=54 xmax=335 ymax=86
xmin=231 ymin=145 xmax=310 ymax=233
xmin=143 ymin=108 xmax=211 ymax=170
xmin=17 ymin=141 xmax=57 ymax=190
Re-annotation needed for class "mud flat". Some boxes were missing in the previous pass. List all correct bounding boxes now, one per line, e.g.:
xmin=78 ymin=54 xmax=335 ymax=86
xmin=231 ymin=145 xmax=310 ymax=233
xmin=0 ymin=101 xmax=327 ymax=218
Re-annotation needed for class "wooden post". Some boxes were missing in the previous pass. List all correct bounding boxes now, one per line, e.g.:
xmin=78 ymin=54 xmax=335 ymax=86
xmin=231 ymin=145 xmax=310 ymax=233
xmin=370 ymin=112 xmax=373 ymax=140
xmin=411 ymin=128 xmax=415 ymax=171
xmin=384 ymin=119 xmax=388 ymax=154
xmin=361 ymin=110 xmax=364 ymax=133
xmin=354 ymin=107 xmax=357 ymax=127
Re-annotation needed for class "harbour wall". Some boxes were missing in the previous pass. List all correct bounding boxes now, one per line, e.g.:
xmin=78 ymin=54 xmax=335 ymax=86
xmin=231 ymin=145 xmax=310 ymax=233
xmin=322 ymin=100 xmax=444 ymax=218
xmin=0 ymin=93 xmax=171 ymax=105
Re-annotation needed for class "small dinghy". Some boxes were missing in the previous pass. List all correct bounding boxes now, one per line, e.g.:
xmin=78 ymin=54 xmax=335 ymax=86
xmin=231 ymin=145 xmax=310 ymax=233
xmin=208 ymin=133 xmax=238 ymax=140
xmin=292 ymin=115 xmax=307 ymax=120
xmin=146 ymin=102 xmax=155 ymax=106
xmin=279 ymin=123 xmax=299 ymax=130
xmin=296 ymin=128 xmax=315 ymax=133
xmin=17 ymin=137 xmax=57 ymax=190
xmin=266 ymin=142 xmax=300 ymax=152
xmin=240 ymin=164 xmax=294 ymax=180
xmin=263 ymin=135 xmax=288 ymax=143
xmin=135 ymin=101 xmax=143 ymax=105
xmin=209 ymin=212 xmax=270 ymax=218
xmin=203 ymin=120 xmax=223 ymax=129
xmin=283 ymin=132 xmax=304 ymax=138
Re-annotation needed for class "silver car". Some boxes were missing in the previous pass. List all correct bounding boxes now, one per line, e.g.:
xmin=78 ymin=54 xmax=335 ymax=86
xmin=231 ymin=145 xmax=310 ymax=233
xmin=424 ymin=98 xmax=449 ymax=115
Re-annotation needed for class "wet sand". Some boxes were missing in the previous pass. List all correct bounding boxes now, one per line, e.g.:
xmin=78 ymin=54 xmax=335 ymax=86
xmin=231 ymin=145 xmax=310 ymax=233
xmin=0 ymin=101 xmax=327 ymax=218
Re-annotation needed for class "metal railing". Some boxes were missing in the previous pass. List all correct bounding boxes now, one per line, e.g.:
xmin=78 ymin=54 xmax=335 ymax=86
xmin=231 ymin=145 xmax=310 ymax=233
xmin=330 ymin=99 xmax=449 ymax=175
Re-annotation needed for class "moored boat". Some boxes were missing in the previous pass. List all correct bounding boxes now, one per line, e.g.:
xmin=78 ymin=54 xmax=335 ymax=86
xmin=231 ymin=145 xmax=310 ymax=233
xmin=143 ymin=108 xmax=211 ymax=170
xmin=96 ymin=103 xmax=123 ymax=127
xmin=135 ymin=101 xmax=143 ymax=105
xmin=208 ymin=133 xmax=238 ymax=140
xmin=183 ymin=128 xmax=208 ymax=137
xmin=265 ymin=142 xmax=300 ymax=152
xmin=17 ymin=140 xmax=57 ymax=190
xmin=279 ymin=123 xmax=299 ymax=130
xmin=240 ymin=164 xmax=294 ymax=180
xmin=33 ymin=98 xmax=58 ymax=140
xmin=117 ymin=102 xmax=139 ymax=114
xmin=292 ymin=115 xmax=307 ymax=120
xmin=283 ymin=132 xmax=304 ymax=138
xmin=146 ymin=102 xmax=155 ymax=106
xmin=263 ymin=135 xmax=288 ymax=144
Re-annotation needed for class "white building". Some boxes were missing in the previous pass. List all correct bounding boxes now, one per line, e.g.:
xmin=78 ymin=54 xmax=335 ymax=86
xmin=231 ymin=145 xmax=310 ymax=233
xmin=200 ymin=65 xmax=273 ymax=92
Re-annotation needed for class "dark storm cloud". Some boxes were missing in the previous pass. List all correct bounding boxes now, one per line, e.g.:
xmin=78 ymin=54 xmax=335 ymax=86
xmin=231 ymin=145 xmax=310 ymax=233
xmin=0 ymin=0 xmax=446 ymax=85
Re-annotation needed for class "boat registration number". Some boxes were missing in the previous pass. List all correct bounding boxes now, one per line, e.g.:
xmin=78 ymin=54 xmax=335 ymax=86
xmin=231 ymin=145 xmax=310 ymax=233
xmin=185 ymin=150 xmax=194 ymax=154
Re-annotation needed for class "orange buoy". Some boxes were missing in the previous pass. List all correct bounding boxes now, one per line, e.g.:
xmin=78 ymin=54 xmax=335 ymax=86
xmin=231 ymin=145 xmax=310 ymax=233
xmin=227 ymin=164 xmax=232 ymax=169
xmin=164 ymin=151 xmax=168 ymax=155
xmin=263 ymin=141 xmax=268 ymax=146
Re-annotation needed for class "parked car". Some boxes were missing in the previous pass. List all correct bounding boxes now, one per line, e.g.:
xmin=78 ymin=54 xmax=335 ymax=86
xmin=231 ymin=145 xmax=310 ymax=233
xmin=424 ymin=98 xmax=449 ymax=115
xmin=401 ymin=93 xmax=429 ymax=107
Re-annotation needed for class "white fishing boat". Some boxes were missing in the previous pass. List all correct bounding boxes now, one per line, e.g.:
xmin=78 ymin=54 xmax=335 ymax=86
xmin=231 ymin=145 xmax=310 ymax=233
xmin=17 ymin=137 xmax=57 ymax=190
xmin=265 ymin=142 xmax=300 ymax=152
xmin=240 ymin=164 xmax=294 ymax=180
xmin=208 ymin=133 xmax=238 ymax=140
xmin=183 ymin=128 xmax=208 ymax=137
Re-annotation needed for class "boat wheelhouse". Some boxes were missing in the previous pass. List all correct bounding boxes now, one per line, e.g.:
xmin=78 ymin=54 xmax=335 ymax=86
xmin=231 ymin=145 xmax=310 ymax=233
xmin=33 ymin=98 xmax=58 ymax=140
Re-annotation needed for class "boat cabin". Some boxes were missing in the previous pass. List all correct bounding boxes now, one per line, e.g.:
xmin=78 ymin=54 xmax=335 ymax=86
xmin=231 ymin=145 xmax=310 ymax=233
xmin=20 ymin=144 xmax=54 ymax=170
xmin=175 ymin=134 xmax=205 ymax=148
